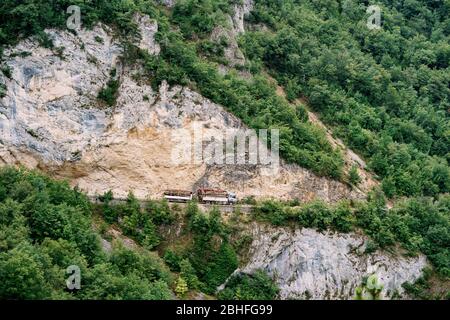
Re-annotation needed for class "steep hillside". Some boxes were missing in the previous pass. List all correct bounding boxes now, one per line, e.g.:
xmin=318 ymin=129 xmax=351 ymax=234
xmin=0 ymin=0 xmax=449 ymax=301
xmin=0 ymin=14 xmax=364 ymax=203
xmin=238 ymin=0 xmax=450 ymax=199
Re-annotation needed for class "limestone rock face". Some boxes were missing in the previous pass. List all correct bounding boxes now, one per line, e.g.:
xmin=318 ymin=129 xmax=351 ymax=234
xmin=211 ymin=20 xmax=246 ymax=69
xmin=211 ymin=0 xmax=254 ymax=74
xmin=0 ymin=16 xmax=364 ymax=203
xmin=232 ymin=0 xmax=254 ymax=34
xmin=0 ymin=24 xmax=122 ymax=165
xmin=134 ymin=14 xmax=160 ymax=55
xmin=235 ymin=223 xmax=427 ymax=299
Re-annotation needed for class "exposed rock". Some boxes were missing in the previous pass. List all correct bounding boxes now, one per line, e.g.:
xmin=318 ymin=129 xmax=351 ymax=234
xmin=158 ymin=0 xmax=176 ymax=8
xmin=107 ymin=228 xmax=138 ymax=250
xmin=133 ymin=14 xmax=160 ymax=55
xmin=101 ymin=238 xmax=112 ymax=253
xmin=211 ymin=20 xmax=246 ymax=68
xmin=0 ymin=24 xmax=121 ymax=164
xmin=200 ymin=162 xmax=364 ymax=203
xmin=233 ymin=223 xmax=427 ymax=299
xmin=231 ymin=0 xmax=254 ymax=34
xmin=0 ymin=19 xmax=364 ymax=203
xmin=211 ymin=1 xmax=255 ymax=76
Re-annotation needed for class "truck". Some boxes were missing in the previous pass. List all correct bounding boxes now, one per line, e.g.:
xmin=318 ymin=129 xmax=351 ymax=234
xmin=196 ymin=188 xmax=237 ymax=205
xmin=163 ymin=188 xmax=237 ymax=205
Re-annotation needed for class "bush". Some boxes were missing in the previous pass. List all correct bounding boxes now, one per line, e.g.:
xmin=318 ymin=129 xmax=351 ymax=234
xmin=1 ymin=64 xmax=12 ymax=78
xmin=0 ymin=243 xmax=50 ymax=299
xmin=163 ymin=249 xmax=183 ymax=272
xmin=256 ymin=200 xmax=288 ymax=226
xmin=98 ymin=78 xmax=119 ymax=106
xmin=298 ymin=201 xmax=333 ymax=231
xmin=146 ymin=200 xmax=175 ymax=225
xmin=114 ymin=192 xmax=160 ymax=249
xmin=175 ymin=277 xmax=188 ymax=298
xmin=218 ymin=270 xmax=279 ymax=300
xmin=172 ymin=0 xmax=231 ymax=39
xmin=331 ymin=202 xmax=355 ymax=233
xmin=100 ymin=190 xmax=119 ymax=224
xmin=200 ymin=242 xmax=238 ymax=293
xmin=180 ymin=259 xmax=202 ymax=290
xmin=349 ymin=165 xmax=361 ymax=186
xmin=0 ymin=83 xmax=6 ymax=98
xmin=186 ymin=205 xmax=238 ymax=294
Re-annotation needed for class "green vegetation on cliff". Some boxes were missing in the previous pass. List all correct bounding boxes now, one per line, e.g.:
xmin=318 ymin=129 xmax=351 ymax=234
xmin=1 ymin=167 xmax=448 ymax=299
xmin=254 ymin=192 xmax=450 ymax=278
xmin=0 ymin=0 xmax=345 ymax=179
xmin=239 ymin=0 xmax=450 ymax=198
xmin=1 ymin=0 xmax=449 ymax=195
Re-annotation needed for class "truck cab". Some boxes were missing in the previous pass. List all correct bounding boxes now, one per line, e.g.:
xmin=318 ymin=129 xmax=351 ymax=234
xmin=227 ymin=192 xmax=237 ymax=204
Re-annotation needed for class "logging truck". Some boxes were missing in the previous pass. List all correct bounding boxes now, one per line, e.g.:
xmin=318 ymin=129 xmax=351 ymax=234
xmin=163 ymin=188 xmax=237 ymax=205
xmin=197 ymin=188 xmax=237 ymax=205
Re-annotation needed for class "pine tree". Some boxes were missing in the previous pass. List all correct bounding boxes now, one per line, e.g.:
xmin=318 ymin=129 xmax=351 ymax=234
xmin=175 ymin=277 xmax=188 ymax=298
xmin=180 ymin=259 xmax=201 ymax=290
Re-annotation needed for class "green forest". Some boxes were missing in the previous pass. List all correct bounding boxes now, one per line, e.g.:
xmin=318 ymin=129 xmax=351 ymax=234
xmin=0 ymin=167 xmax=174 ymax=299
xmin=240 ymin=0 xmax=450 ymax=198
xmin=0 ymin=0 xmax=449 ymax=300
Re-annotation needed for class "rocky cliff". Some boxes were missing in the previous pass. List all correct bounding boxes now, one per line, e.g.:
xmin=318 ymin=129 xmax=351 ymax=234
xmin=231 ymin=223 xmax=427 ymax=299
xmin=0 ymin=15 xmax=364 ymax=203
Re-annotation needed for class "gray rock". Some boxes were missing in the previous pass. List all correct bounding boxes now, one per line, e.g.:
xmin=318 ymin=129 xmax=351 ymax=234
xmin=232 ymin=0 xmax=254 ymax=34
xmin=158 ymin=0 xmax=176 ymax=8
xmin=232 ymin=223 xmax=427 ymax=299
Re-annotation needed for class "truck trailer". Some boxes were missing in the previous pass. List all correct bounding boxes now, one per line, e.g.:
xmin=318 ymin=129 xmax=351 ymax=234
xmin=163 ymin=190 xmax=193 ymax=203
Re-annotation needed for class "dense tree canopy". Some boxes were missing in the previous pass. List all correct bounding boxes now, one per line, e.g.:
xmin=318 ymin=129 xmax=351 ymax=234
xmin=0 ymin=167 xmax=173 ymax=300
xmin=238 ymin=0 xmax=450 ymax=198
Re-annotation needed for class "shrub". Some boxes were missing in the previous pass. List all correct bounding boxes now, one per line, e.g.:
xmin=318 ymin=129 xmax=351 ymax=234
xmin=180 ymin=259 xmax=201 ymax=290
xmin=146 ymin=199 xmax=175 ymax=225
xmin=175 ymin=277 xmax=188 ymax=298
xmin=0 ymin=83 xmax=6 ymax=98
xmin=349 ymin=165 xmax=361 ymax=186
xmin=256 ymin=200 xmax=288 ymax=226
xmin=163 ymin=249 xmax=183 ymax=272
xmin=218 ymin=270 xmax=279 ymax=300
xmin=98 ymin=78 xmax=119 ymax=106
